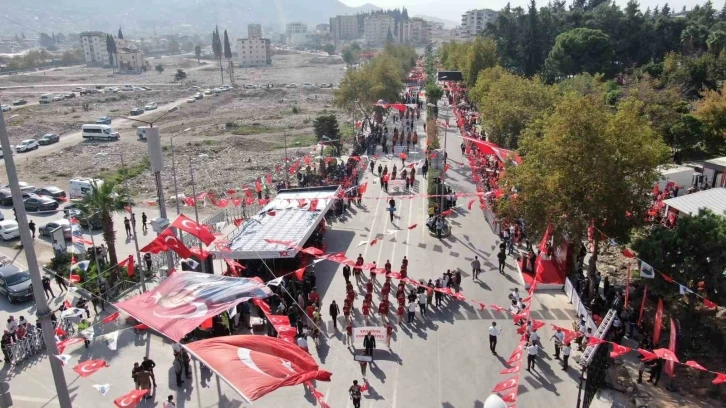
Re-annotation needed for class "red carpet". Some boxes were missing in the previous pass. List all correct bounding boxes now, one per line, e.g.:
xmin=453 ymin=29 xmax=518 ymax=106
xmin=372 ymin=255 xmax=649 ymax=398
xmin=517 ymin=257 xmax=566 ymax=286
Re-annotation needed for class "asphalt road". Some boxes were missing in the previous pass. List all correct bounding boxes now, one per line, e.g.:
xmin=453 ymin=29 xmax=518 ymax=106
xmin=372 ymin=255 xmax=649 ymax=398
xmin=0 ymin=102 xmax=610 ymax=408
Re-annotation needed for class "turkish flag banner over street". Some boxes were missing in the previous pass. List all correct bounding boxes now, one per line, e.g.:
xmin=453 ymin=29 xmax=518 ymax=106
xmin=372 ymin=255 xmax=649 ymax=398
xmin=114 ymin=272 xmax=272 ymax=342
xmin=170 ymin=214 xmax=216 ymax=246
xmin=185 ymin=335 xmax=332 ymax=402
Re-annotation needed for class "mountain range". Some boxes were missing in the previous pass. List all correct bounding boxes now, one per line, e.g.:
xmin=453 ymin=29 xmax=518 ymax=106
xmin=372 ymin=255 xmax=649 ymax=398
xmin=1 ymin=0 xmax=382 ymax=36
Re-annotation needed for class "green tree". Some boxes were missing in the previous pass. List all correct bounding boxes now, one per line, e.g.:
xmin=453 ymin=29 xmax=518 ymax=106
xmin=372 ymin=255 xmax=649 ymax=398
xmin=194 ymin=45 xmax=202 ymax=63
xmin=342 ymin=48 xmax=355 ymax=67
xmin=462 ymin=37 xmax=498 ymax=88
xmin=544 ymin=28 xmax=614 ymax=79
xmin=694 ymin=82 xmax=726 ymax=151
xmin=39 ymin=33 xmax=54 ymax=48
xmin=631 ymin=209 xmax=726 ymax=312
xmin=118 ymin=27 xmax=124 ymax=39
xmin=312 ymin=115 xmax=340 ymax=141
xmin=470 ymin=67 xmax=559 ymax=148
xmin=155 ymin=63 xmax=164 ymax=73
xmin=212 ymin=27 xmax=224 ymax=83
xmin=105 ymin=34 xmax=117 ymax=70
xmin=77 ymin=182 xmax=127 ymax=267
xmin=424 ymin=83 xmax=444 ymax=106
xmin=323 ymin=44 xmax=336 ymax=55
xmin=498 ymin=95 xmax=670 ymax=297
xmin=223 ymin=30 xmax=234 ymax=84
xmin=174 ymin=69 xmax=187 ymax=81
xmin=386 ymin=28 xmax=394 ymax=43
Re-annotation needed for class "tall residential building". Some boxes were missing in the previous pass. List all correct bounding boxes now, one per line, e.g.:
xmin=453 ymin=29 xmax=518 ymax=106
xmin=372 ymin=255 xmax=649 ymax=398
xmin=286 ymin=22 xmax=308 ymax=37
xmin=248 ymin=24 xmax=262 ymax=39
xmin=329 ymin=15 xmax=359 ymax=42
xmin=460 ymin=9 xmax=498 ymax=36
xmin=398 ymin=18 xmax=431 ymax=45
xmin=80 ymin=31 xmax=110 ymax=66
xmin=237 ymin=26 xmax=272 ymax=68
xmin=364 ymin=14 xmax=394 ymax=46
xmin=315 ymin=23 xmax=330 ymax=33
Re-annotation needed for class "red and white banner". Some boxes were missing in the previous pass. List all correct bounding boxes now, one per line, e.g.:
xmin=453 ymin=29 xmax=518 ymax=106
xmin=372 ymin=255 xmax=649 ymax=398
xmin=72 ymin=359 xmax=109 ymax=378
xmin=114 ymin=272 xmax=272 ymax=342
xmin=666 ymin=317 xmax=677 ymax=377
xmin=653 ymin=298 xmax=664 ymax=345
xmin=185 ymin=335 xmax=332 ymax=402
xmin=113 ymin=389 xmax=148 ymax=408
xmin=170 ymin=214 xmax=217 ymax=246
xmin=352 ymin=326 xmax=387 ymax=343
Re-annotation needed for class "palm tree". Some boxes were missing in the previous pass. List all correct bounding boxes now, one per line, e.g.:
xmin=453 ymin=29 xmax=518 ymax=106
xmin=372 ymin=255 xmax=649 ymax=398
xmin=77 ymin=181 xmax=127 ymax=267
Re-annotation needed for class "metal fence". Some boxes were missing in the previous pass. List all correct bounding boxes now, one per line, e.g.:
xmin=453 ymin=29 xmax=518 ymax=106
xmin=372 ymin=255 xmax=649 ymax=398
xmin=3 ymin=329 xmax=46 ymax=365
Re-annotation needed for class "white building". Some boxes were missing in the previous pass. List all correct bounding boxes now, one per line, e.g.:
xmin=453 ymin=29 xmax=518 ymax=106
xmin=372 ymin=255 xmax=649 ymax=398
xmin=80 ymin=31 xmax=110 ymax=66
xmin=286 ymin=22 xmax=308 ymax=37
xmin=398 ymin=18 xmax=431 ymax=45
xmin=460 ymin=9 xmax=498 ymax=37
xmin=330 ymin=15 xmax=360 ymax=43
xmin=237 ymin=25 xmax=272 ymax=68
xmin=315 ymin=23 xmax=330 ymax=33
xmin=248 ymin=24 xmax=262 ymax=39
xmin=116 ymin=47 xmax=146 ymax=73
xmin=364 ymin=14 xmax=394 ymax=46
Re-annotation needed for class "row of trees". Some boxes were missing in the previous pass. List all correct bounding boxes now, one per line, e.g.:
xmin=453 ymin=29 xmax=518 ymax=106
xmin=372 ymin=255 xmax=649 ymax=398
xmin=211 ymin=26 xmax=234 ymax=84
xmin=0 ymin=49 xmax=83 ymax=71
xmin=334 ymin=43 xmax=417 ymax=128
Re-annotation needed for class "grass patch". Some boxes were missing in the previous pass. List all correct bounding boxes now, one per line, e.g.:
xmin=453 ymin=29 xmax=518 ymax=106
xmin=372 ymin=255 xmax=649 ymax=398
xmin=289 ymin=134 xmax=317 ymax=147
xmin=202 ymin=139 xmax=217 ymax=145
xmin=55 ymin=171 xmax=71 ymax=178
xmin=99 ymin=157 xmax=151 ymax=186
xmin=231 ymin=124 xmax=276 ymax=135
xmin=340 ymin=122 xmax=355 ymax=139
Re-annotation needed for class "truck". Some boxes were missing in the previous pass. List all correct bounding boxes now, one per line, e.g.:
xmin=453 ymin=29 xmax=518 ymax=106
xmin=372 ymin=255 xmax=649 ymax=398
xmin=69 ymin=178 xmax=104 ymax=200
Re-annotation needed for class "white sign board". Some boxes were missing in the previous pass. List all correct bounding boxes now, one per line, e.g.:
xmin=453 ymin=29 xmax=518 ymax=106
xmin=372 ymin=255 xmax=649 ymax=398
xmin=352 ymin=326 xmax=387 ymax=345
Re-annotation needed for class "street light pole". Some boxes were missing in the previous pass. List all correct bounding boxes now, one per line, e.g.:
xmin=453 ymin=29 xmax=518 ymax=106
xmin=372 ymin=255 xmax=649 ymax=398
xmin=0 ymin=108 xmax=73 ymax=407
xmin=283 ymin=130 xmax=290 ymax=187
xmin=188 ymin=157 xmax=206 ymax=274
xmin=117 ymin=154 xmax=145 ymax=292
xmin=170 ymin=135 xmax=182 ymax=215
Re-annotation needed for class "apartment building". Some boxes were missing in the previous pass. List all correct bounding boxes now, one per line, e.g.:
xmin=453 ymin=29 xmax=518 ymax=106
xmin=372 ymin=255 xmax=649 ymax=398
xmin=460 ymin=9 xmax=498 ymax=36
xmin=116 ymin=47 xmax=146 ymax=73
xmin=398 ymin=18 xmax=431 ymax=45
xmin=80 ymin=31 xmax=110 ymax=66
xmin=286 ymin=22 xmax=308 ymax=37
xmin=248 ymin=24 xmax=262 ymax=39
xmin=329 ymin=15 xmax=359 ymax=43
xmin=237 ymin=24 xmax=272 ymax=67
xmin=364 ymin=14 xmax=395 ymax=46
xmin=315 ymin=23 xmax=330 ymax=33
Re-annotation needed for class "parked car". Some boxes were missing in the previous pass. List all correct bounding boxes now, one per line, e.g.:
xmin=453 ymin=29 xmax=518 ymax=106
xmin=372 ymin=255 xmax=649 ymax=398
xmin=72 ymin=87 xmax=85 ymax=92
xmin=189 ymin=86 xmax=200 ymax=91
xmin=39 ymin=219 xmax=72 ymax=239
xmin=104 ymin=87 xmax=119 ymax=93
xmin=0 ymin=211 xmax=3 ymax=221
xmin=194 ymin=93 xmax=203 ymax=100
xmin=212 ymin=88 xmax=221 ymax=95
xmin=0 ymin=190 xmax=35 ymax=206
xmin=285 ymin=83 xmax=298 ymax=88
xmin=130 ymin=107 xmax=144 ymax=116
xmin=64 ymin=93 xmax=75 ymax=99
xmin=244 ymin=84 xmax=257 ymax=89
xmin=15 ymin=139 xmax=39 ymax=153
xmin=221 ymin=85 xmax=233 ymax=91
xmin=2 ymin=182 xmax=36 ymax=193
xmin=0 ymin=264 xmax=33 ymax=303
xmin=203 ymin=89 xmax=212 ymax=95
xmin=37 ymin=133 xmax=59 ymax=145
xmin=96 ymin=116 xmax=112 ymax=125
xmin=63 ymin=204 xmax=102 ymax=229
xmin=121 ymin=85 xmax=134 ymax=92
xmin=52 ymin=94 xmax=65 ymax=102
xmin=35 ymin=186 xmax=66 ymax=200
xmin=144 ymin=102 xmax=158 ymax=110
xmin=12 ymin=99 xmax=27 ymax=106
xmin=80 ymin=88 xmax=102 ymax=95
xmin=303 ymin=82 xmax=314 ymax=89
xmin=186 ymin=97 xmax=196 ymax=103
xmin=1 ymin=105 xmax=10 ymax=112
xmin=0 ymin=221 xmax=20 ymax=241
xmin=24 ymin=196 xmax=59 ymax=212
xmin=318 ymin=83 xmax=332 ymax=88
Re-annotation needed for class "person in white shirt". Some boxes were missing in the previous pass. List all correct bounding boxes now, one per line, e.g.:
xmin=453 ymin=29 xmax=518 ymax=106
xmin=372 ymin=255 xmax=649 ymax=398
xmin=510 ymin=288 xmax=521 ymax=301
xmin=488 ymin=322 xmax=502 ymax=354
xmin=529 ymin=329 xmax=543 ymax=349
xmin=6 ymin=317 xmax=18 ymax=342
xmin=407 ymin=302 xmax=417 ymax=323
xmin=562 ymin=343 xmax=572 ymax=370
xmin=551 ymin=329 xmax=565 ymax=359
xmin=296 ymin=335 xmax=309 ymax=353
xmin=526 ymin=343 xmax=539 ymax=371
xmin=417 ymin=292 xmax=427 ymax=317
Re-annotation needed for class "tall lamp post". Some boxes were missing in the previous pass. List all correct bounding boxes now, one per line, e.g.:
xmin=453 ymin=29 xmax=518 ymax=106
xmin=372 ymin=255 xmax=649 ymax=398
xmin=170 ymin=127 xmax=192 ymax=215
xmin=95 ymin=152 xmax=145 ymax=291
xmin=188 ymin=157 xmax=207 ymax=273
xmin=0 ymin=106 xmax=73 ymax=406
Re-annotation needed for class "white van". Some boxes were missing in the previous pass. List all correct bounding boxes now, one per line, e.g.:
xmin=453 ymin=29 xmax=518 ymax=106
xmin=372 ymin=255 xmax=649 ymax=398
xmin=39 ymin=94 xmax=53 ymax=104
xmin=69 ymin=178 xmax=103 ymax=200
xmin=81 ymin=124 xmax=120 ymax=141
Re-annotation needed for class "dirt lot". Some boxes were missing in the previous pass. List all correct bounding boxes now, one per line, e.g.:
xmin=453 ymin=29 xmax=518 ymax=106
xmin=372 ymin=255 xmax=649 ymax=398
xmin=0 ymin=52 xmax=349 ymax=206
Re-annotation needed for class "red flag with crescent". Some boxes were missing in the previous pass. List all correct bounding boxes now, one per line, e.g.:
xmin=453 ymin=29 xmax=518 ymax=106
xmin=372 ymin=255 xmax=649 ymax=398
xmin=500 ymin=388 xmax=518 ymax=403
xmin=359 ymin=182 xmax=368 ymax=194
xmin=113 ymin=389 xmax=148 ymax=408
xmin=266 ymin=173 xmax=273 ymax=184
xmin=492 ymin=376 xmax=519 ymax=393
xmin=653 ymin=298 xmax=664 ymax=345
xmin=159 ymin=229 xmax=193 ymax=259
xmin=610 ymin=343 xmax=631 ymax=358
xmin=56 ymin=337 xmax=85 ymax=354
xmin=103 ymin=311 xmax=120 ymax=324
xmin=714 ymin=373 xmax=726 ymax=384
xmin=293 ymin=267 xmax=306 ymax=281
xmin=170 ymin=214 xmax=216 ymax=246
xmin=685 ymin=360 xmax=707 ymax=371
xmin=140 ymin=236 xmax=168 ymax=254
xmin=114 ymin=272 xmax=272 ymax=342
xmin=185 ymin=335 xmax=332 ymax=402
xmin=73 ymin=359 xmax=109 ymax=378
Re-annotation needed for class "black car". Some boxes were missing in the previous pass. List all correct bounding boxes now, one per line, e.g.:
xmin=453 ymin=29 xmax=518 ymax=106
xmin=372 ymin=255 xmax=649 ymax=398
xmin=39 ymin=220 xmax=72 ymax=239
xmin=12 ymin=99 xmax=27 ymax=106
xmin=24 ymin=196 xmax=59 ymax=212
xmin=130 ymin=107 xmax=144 ymax=115
xmin=38 ymin=133 xmax=60 ymax=145
xmin=80 ymin=89 xmax=102 ymax=96
xmin=0 ymin=265 xmax=33 ymax=303
xmin=65 ymin=93 xmax=75 ymax=99
xmin=0 ymin=189 xmax=34 ymax=206
xmin=35 ymin=186 xmax=66 ymax=200
xmin=62 ymin=204 xmax=102 ymax=229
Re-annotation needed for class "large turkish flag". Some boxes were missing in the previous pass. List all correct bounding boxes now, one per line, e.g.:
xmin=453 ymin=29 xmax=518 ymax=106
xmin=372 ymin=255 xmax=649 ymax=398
xmin=114 ymin=272 xmax=272 ymax=342
xmin=72 ymin=359 xmax=109 ymax=378
xmin=186 ymin=335 xmax=332 ymax=402
xmin=170 ymin=214 xmax=216 ymax=246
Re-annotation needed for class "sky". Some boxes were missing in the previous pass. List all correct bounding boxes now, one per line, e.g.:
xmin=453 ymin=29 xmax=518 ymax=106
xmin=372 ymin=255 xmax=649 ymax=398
xmin=340 ymin=0 xmax=702 ymax=23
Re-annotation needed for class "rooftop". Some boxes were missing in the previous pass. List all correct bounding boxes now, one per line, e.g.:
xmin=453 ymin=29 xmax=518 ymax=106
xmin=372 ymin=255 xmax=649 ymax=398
xmin=663 ymin=187 xmax=726 ymax=217
xmin=219 ymin=186 xmax=340 ymax=260
xmin=703 ymin=156 xmax=726 ymax=171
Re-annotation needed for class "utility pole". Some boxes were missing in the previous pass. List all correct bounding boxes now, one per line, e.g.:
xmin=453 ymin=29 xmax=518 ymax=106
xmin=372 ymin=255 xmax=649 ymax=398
xmin=283 ymin=130 xmax=290 ymax=187
xmin=0 ymin=109 xmax=73 ymax=407
xmin=188 ymin=157 xmax=206 ymax=273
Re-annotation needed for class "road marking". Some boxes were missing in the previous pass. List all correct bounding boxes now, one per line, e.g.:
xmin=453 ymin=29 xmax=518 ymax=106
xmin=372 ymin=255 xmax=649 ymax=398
xmin=11 ymin=395 xmax=60 ymax=405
